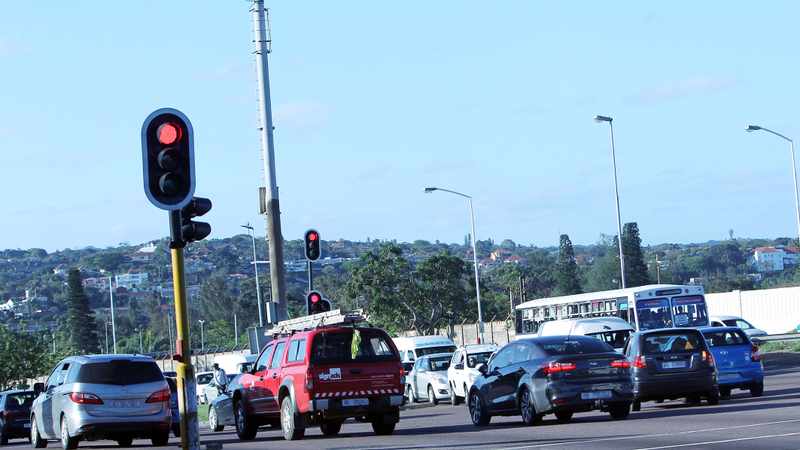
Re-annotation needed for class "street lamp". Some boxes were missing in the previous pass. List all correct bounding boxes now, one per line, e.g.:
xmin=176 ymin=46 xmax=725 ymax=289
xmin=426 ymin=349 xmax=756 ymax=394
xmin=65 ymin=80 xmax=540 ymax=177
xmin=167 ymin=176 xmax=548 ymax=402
xmin=107 ymin=276 xmax=117 ymax=354
xmin=104 ymin=322 xmax=111 ymax=354
xmin=198 ymin=320 xmax=205 ymax=353
xmin=424 ymin=187 xmax=485 ymax=343
xmin=746 ymin=125 xmax=800 ymax=244
xmin=594 ymin=114 xmax=626 ymax=289
xmin=242 ymin=223 xmax=264 ymax=327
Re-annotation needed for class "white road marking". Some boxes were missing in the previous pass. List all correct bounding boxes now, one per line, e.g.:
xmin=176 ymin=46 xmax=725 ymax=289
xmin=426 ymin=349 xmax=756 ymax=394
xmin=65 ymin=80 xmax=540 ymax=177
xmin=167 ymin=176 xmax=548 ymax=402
xmin=633 ymin=432 xmax=800 ymax=449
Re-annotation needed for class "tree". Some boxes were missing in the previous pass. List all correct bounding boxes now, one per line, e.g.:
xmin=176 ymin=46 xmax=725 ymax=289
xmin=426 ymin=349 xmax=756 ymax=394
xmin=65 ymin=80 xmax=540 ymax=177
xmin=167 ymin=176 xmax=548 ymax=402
xmin=622 ymin=223 xmax=650 ymax=287
xmin=555 ymin=234 xmax=582 ymax=295
xmin=0 ymin=327 xmax=53 ymax=390
xmin=66 ymin=269 xmax=100 ymax=354
xmin=584 ymin=235 xmax=622 ymax=291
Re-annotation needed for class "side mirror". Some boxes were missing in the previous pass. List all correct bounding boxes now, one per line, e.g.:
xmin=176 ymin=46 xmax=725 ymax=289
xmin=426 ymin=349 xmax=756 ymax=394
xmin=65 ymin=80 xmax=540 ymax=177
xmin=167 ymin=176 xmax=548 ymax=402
xmin=454 ymin=363 xmax=464 ymax=370
xmin=477 ymin=364 xmax=488 ymax=376
xmin=33 ymin=382 xmax=45 ymax=396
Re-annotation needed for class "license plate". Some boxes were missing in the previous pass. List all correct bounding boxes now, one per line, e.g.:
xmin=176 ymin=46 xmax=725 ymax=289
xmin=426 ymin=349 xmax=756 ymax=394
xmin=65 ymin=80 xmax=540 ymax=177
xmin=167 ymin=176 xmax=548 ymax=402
xmin=663 ymin=361 xmax=687 ymax=369
xmin=342 ymin=398 xmax=369 ymax=407
xmin=581 ymin=391 xmax=612 ymax=400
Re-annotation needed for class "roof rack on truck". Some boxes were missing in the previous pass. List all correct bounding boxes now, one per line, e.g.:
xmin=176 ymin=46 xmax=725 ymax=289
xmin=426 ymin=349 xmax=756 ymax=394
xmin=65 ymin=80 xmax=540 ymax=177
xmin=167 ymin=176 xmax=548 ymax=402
xmin=268 ymin=309 xmax=367 ymax=336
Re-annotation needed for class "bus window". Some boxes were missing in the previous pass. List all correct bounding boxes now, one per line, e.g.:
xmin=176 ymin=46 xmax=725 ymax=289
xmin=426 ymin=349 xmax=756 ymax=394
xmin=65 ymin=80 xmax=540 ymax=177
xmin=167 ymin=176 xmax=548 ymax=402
xmin=635 ymin=298 xmax=673 ymax=330
xmin=671 ymin=296 xmax=709 ymax=327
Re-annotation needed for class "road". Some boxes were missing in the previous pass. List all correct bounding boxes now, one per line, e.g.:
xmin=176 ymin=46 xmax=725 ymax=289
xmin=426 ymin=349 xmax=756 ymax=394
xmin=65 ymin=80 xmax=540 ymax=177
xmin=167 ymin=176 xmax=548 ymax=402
xmin=7 ymin=366 xmax=799 ymax=450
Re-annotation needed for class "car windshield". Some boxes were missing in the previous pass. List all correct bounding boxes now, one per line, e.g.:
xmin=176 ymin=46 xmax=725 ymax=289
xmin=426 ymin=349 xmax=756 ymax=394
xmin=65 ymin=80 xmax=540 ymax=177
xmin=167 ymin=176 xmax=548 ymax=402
xmin=5 ymin=393 xmax=34 ymax=409
xmin=76 ymin=360 xmax=163 ymax=385
xmin=539 ymin=338 xmax=614 ymax=355
xmin=466 ymin=352 xmax=493 ymax=368
xmin=197 ymin=373 xmax=213 ymax=384
xmin=703 ymin=329 xmax=748 ymax=347
xmin=586 ymin=330 xmax=630 ymax=348
xmin=642 ymin=332 xmax=703 ymax=354
xmin=428 ymin=356 xmax=450 ymax=371
xmin=311 ymin=329 xmax=398 ymax=364
xmin=636 ymin=298 xmax=673 ymax=330
xmin=415 ymin=345 xmax=456 ymax=358
xmin=723 ymin=319 xmax=752 ymax=330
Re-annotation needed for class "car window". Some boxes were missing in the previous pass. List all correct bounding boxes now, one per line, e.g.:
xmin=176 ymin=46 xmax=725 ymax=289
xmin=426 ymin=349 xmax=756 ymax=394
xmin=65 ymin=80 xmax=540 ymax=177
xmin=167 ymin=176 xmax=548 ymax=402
xmin=539 ymin=338 xmax=614 ymax=355
xmin=489 ymin=346 xmax=513 ymax=371
xmin=287 ymin=339 xmax=307 ymax=363
xmin=449 ymin=351 xmax=461 ymax=366
xmin=196 ymin=373 xmax=213 ymax=384
xmin=703 ymin=330 xmax=748 ymax=347
xmin=269 ymin=342 xmax=287 ymax=369
xmin=733 ymin=320 xmax=753 ymax=330
xmin=641 ymin=332 xmax=703 ymax=354
xmin=46 ymin=363 xmax=63 ymax=389
xmin=586 ymin=330 xmax=630 ymax=348
xmin=311 ymin=329 xmax=399 ymax=364
xmin=76 ymin=360 xmax=162 ymax=385
xmin=415 ymin=345 xmax=456 ymax=358
xmin=510 ymin=343 xmax=532 ymax=364
xmin=287 ymin=340 xmax=299 ymax=362
xmin=466 ymin=351 xmax=493 ymax=368
xmin=256 ymin=344 xmax=274 ymax=372
xmin=55 ymin=363 xmax=71 ymax=385
xmin=5 ymin=393 xmax=34 ymax=409
xmin=429 ymin=356 xmax=451 ymax=371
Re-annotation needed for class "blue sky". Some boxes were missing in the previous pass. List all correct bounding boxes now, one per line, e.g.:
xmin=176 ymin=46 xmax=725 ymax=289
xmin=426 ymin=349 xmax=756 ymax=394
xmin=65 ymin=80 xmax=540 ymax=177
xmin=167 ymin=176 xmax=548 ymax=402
xmin=1 ymin=1 xmax=799 ymax=251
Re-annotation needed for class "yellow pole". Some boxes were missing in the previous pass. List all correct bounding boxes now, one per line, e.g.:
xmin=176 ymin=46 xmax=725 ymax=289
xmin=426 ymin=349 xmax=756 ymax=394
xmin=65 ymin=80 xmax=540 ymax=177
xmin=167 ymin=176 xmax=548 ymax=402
xmin=171 ymin=247 xmax=200 ymax=450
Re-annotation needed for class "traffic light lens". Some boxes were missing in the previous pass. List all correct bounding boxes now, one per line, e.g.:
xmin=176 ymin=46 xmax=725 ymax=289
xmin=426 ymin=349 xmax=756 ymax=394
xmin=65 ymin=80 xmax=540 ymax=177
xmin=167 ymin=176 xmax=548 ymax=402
xmin=308 ymin=232 xmax=318 ymax=241
xmin=157 ymin=122 xmax=182 ymax=145
xmin=159 ymin=173 xmax=180 ymax=195
xmin=311 ymin=294 xmax=320 ymax=303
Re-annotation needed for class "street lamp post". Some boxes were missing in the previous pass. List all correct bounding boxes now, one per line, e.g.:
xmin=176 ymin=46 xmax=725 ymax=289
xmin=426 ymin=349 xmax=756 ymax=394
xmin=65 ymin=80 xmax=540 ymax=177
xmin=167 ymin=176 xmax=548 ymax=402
xmin=139 ymin=328 xmax=143 ymax=354
xmin=594 ymin=115 xmax=626 ymax=289
xmin=746 ymin=125 xmax=800 ymax=244
xmin=424 ymin=187 xmax=485 ymax=344
xmin=198 ymin=320 xmax=205 ymax=353
xmin=108 ymin=276 xmax=118 ymax=353
xmin=104 ymin=322 xmax=111 ymax=354
xmin=242 ymin=223 xmax=265 ymax=327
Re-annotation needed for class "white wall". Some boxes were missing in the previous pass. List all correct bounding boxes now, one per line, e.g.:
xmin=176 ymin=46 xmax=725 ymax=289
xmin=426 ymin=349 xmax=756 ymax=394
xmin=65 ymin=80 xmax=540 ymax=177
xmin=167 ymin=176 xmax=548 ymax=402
xmin=706 ymin=286 xmax=800 ymax=334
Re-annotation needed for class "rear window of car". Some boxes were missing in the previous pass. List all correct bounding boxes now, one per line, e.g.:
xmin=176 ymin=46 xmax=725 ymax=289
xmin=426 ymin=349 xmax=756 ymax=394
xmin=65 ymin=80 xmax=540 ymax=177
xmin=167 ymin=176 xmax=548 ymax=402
xmin=197 ymin=373 xmax=213 ymax=384
xmin=415 ymin=345 xmax=456 ymax=358
xmin=703 ymin=330 xmax=749 ymax=347
xmin=5 ymin=393 xmax=34 ymax=409
xmin=76 ymin=360 xmax=163 ymax=385
xmin=641 ymin=332 xmax=704 ymax=354
xmin=311 ymin=329 xmax=399 ymax=364
xmin=466 ymin=351 xmax=493 ymax=368
xmin=428 ymin=356 xmax=451 ymax=371
xmin=539 ymin=338 xmax=614 ymax=355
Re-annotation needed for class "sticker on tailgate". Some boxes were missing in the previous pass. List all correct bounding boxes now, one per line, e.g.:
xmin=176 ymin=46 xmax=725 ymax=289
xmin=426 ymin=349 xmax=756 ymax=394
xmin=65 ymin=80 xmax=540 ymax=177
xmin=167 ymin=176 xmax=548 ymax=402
xmin=319 ymin=368 xmax=342 ymax=381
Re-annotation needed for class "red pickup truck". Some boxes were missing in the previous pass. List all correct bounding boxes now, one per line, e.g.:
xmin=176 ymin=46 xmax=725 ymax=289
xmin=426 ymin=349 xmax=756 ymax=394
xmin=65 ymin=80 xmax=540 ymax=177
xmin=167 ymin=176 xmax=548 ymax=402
xmin=232 ymin=324 xmax=404 ymax=441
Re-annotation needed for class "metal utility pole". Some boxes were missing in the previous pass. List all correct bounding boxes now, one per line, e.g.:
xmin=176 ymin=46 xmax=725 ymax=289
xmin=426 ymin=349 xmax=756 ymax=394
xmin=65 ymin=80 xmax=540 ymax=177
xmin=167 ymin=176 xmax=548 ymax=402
xmin=234 ymin=313 xmax=239 ymax=347
xmin=242 ymin=223 xmax=264 ymax=326
xmin=595 ymin=115 xmax=626 ymax=289
xmin=108 ymin=277 xmax=117 ymax=354
xmin=251 ymin=0 xmax=287 ymax=322
xmin=198 ymin=320 xmax=205 ymax=353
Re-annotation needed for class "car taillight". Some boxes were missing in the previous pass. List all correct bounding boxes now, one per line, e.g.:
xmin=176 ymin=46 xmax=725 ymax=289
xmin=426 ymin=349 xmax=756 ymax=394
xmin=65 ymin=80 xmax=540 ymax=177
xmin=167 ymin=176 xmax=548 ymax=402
xmin=610 ymin=359 xmax=631 ymax=369
xmin=146 ymin=389 xmax=171 ymax=403
xmin=543 ymin=361 xmax=577 ymax=375
xmin=399 ymin=365 xmax=406 ymax=385
xmin=69 ymin=392 xmax=103 ymax=405
xmin=305 ymin=368 xmax=314 ymax=391
xmin=751 ymin=343 xmax=761 ymax=362
xmin=701 ymin=350 xmax=715 ymax=366
xmin=633 ymin=356 xmax=647 ymax=369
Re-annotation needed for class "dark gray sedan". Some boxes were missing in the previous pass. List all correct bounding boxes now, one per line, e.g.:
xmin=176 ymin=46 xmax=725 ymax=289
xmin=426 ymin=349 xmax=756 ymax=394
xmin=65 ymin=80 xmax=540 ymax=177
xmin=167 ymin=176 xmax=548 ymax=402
xmin=468 ymin=336 xmax=633 ymax=426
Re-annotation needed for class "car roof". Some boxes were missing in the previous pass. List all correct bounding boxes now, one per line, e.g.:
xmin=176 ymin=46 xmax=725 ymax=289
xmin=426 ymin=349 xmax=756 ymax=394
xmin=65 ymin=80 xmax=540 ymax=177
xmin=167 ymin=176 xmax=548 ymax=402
xmin=0 ymin=389 xmax=33 ymax=396
xmin=515 ymin=335 xmax=599 ymax=344
xmin=710 ymin=315 xmax=740 ymax=321
xmin=64 ymin=354 xmax=156 ymax=364
xmin=460 ymin=344 xmax=497 ymax=353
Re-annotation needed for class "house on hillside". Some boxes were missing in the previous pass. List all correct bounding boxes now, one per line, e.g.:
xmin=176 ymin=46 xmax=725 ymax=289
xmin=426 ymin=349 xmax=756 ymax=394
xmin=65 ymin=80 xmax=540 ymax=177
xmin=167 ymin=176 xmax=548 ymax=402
xmin=752 ymin=247 xmax=784 ymax=272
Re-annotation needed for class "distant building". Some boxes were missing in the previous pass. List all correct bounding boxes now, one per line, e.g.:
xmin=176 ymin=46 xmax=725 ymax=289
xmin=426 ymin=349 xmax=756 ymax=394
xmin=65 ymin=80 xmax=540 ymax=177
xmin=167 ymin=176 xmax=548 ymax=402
xmin=115 ymin=272 xmax=149 ymax=290
xmin=783 ymin=247 xmax=800 ymax=267
xmin=131 ymin=243 xmax=158 ymax=262
xmin=752 ymin=247 xmax=784 ymax=272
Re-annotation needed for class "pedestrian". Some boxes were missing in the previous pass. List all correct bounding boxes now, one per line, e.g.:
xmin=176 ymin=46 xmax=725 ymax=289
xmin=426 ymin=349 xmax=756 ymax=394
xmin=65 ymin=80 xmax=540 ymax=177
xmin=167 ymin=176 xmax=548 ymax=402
xmin=212 ymin=363 xmax=228 ymax=394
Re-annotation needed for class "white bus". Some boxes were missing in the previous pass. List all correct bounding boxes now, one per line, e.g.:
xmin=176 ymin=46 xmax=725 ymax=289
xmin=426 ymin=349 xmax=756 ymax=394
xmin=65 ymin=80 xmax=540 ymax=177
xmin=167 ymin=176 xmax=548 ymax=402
xmin=514 ymin=284 xmax=709 ymax=335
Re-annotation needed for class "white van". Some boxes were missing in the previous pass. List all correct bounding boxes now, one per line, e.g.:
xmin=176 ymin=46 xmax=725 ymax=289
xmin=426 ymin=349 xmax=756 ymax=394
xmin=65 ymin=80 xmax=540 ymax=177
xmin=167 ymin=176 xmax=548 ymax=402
xmin=534 ymin=317 xmax=634 ymax=352
xmin=212 ymin=353 xmax=257 ymax=375
xmin=393 ymin=336 xmax=457 ymax=367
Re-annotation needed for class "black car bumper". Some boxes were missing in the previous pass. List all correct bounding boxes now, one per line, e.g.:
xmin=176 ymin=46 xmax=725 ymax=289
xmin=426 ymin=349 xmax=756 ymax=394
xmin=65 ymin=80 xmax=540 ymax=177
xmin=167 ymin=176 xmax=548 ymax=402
xmin=308 ymin=396 xmax=403 ymax=423
xmin=74 ymin=421 xmax=170 ymax=441
xmin=2 ymin=422 xmax=31 ymax=438
xmin=547 ymin=382 xmax=634 ymax=412
xmin=634 ymin=374 xmax=716 ymax=401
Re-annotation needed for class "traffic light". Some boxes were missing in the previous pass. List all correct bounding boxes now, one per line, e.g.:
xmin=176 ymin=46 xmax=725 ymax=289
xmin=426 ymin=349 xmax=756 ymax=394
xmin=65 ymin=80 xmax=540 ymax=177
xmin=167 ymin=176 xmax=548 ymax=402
xmin=307 ymin=290 xmax=331 ymax=315
xmin=181 ymin=197 xmax=212 ymax=243
xmin=304 ymin=229 xmax=321 ymax=261
xmin=141 ymin=108 xmax=195 ymax=210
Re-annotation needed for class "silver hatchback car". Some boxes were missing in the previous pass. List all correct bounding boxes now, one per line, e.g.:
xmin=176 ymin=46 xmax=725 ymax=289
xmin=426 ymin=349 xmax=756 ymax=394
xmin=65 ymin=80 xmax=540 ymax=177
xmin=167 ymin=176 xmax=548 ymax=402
xmin=30 ymin=354 xmax=171 ymax=449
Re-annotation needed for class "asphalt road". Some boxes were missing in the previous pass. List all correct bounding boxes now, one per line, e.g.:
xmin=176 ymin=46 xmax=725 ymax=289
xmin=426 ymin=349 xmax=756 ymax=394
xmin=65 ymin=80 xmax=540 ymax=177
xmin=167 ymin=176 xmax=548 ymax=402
xmin=7 ymin=366 xmax=800 ymax=450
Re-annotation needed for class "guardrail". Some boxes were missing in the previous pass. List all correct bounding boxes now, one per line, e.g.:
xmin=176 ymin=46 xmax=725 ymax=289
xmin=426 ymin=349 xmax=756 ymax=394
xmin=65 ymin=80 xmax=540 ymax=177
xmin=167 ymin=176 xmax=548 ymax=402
xmin=753 ymin=333 xmax=800 ymax=343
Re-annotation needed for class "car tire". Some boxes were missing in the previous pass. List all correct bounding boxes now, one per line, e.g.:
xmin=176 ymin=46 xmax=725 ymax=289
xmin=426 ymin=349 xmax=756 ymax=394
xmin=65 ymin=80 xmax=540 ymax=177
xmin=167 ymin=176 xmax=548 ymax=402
xmin=428 ymin=386 xmax=439 ymax=406
xmin=209 ymin=406 xmax=224 ymax=432
xmin=30 ymin=415 xmax=47 ymax=449
xmin=468 ymin=390 xmax=491 ymax=426
xmin=151 ymin=431 xmax=169 ymax=447
xmin=234 ymin=400 xmax=257 ymax=441
xmin=320 ymin=420 xmax=343 ymax=436
xmin=171 ymin=424 xmax=181 ymax=438
xmin=608 ymin=402 xmax=631 ymax=420
xmin=707 ymin=388 xmax=720 ymax=406
xmin=750 ymin=382 xmax=764 ymax=397
xmin=280 ymin=396 xmax=305 ymax=441
xmin=60 ymin=416 xmax=79 ymax=450
xmin=0 ymin=421 xmax=7 ymax=446
xmin=554 ymin=410 xmax=573 ymax=423
xmin=719 ymin=387 xmax=731 ymax=399
xmin=632 ymin=400 xmax=641 ymax=412
xmin=409 ymin=384 xmax=419 ymax=403
xmin=116 ymin=438 xmax=132 ymax=447
xmin=519 ymin=387 xmax=541 ymax=426
xmin=370 ymin=417 xmax=396 ymax=436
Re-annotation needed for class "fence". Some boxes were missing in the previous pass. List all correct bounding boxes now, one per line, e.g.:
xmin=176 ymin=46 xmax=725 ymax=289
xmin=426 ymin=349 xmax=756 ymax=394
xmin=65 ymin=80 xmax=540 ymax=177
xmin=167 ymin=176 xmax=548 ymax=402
xmin=400 ymin=315 xmax=517 ymax=346
xmin=150 ymin=344 xmax=251 ymax=373
xmin=706 ymin=286 xmax=800 ymax=335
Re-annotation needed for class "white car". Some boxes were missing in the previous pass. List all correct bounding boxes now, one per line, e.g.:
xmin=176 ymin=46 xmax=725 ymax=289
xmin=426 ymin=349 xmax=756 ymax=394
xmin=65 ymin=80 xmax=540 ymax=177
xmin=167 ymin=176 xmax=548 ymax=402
xmin=406 ymin=353 xmax=453 ymax=405
xmin=710 ymin=315 xmax=768 ymax=338
xmin=446 ymin=344 xmax=497 ymax=405
xmin=195 ymin=371 xmax=213 ymax=404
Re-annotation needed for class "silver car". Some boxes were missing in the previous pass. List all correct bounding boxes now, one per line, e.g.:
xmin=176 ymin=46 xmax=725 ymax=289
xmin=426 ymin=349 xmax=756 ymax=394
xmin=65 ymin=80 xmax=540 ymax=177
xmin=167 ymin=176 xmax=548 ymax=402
xmin=406 ymin=353 xmax=452 ymax=405
xmin=30 ymin=355 xmax=171 ymax=449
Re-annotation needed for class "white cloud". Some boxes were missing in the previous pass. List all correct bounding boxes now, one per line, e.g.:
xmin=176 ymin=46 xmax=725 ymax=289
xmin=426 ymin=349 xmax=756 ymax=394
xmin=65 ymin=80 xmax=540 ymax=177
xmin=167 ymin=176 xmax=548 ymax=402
xmin=634 ymin=76 xmax=736 ymax=104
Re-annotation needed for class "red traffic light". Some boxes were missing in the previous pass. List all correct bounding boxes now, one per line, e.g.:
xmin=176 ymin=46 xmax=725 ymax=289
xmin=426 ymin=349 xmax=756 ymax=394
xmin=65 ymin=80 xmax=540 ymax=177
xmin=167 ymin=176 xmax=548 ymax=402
xmin=309 ymin=293 xmax=321 ymax=303
xmin=308 ymin=232 xmax=318 ymax=241
xmin=157 ymin=122 xmax=183 ymax=145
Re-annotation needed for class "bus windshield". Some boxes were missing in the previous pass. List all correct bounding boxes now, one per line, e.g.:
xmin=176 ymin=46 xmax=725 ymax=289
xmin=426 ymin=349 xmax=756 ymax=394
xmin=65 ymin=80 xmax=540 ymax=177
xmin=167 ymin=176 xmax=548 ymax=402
xmin=636 ymin=298 xmax=673 ymax=330
xmin=671 ymin=295 xmax=708 ymax=327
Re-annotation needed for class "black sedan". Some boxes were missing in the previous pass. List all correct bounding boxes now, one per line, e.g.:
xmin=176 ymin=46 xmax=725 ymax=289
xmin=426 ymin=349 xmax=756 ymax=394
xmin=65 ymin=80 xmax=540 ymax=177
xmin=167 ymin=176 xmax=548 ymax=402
xmin=624 ymin=328 xmax=719 ymax=411
xmin=0 ymin=390 xmax=35 ymax=444
xmin=468 ymin=336 xmax=633 ymax=426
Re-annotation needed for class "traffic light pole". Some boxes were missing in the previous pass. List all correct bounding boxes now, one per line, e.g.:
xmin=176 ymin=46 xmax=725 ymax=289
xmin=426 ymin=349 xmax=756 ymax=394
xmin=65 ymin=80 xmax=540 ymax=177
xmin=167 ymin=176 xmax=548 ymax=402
xmin=307 ymin=260 xmax=314 ymax=293
xmin=169 ymin=211 xmax=200 ymax=450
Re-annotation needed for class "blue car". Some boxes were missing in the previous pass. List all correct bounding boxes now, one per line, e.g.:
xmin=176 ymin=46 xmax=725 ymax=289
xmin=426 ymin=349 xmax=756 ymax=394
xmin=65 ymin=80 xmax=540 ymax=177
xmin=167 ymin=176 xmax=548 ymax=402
xmin=166 ymin=377 xmax=181 ymax=437
xmin=699 ymin=326 xmax=764 ymax=398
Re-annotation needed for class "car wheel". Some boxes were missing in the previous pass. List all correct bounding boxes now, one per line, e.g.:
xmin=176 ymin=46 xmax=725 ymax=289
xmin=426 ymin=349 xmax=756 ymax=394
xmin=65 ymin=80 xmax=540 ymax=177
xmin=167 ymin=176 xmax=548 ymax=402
xmin=519 ymin=387 xmax=541 ymax=426
xmin=234 ymin=400 xmax=257 ymax=440
xmin=707 ymin=388 xmax=720 ymax=406
xmin=116 ymin=438 xmax=132 ymax=447
xmin=0 ymin=425 xmax=7 ymax=446
xmin=554 ymin=410 xmax=573 ymax=423
xmin=30 ymin=415 xmax=47 ymax=448
xmin=150 ymin=431 xmax=169 ymax=447
xmin=428 ymin=386 xmax=439 ymax=406
xmin=449 ymin=384 xmax=461 ymax=406
xmin=280 ymin=396 xmax=305 ymax=441
xmin=608 ymin=402 xmax=631 ymax=420
xmin=60 ymin=416 xmax=79 ymax=450
xmin=632 ymin=400 xmax=641 ymax=412
xmin=209 ymin=406 xmax=223 ymax=432
xmin=468 ymin=390 xmax=491 ymax=426
xmin=750 ymin=382 xmax=764 ymax=397
xmin=408 ymin=384 xmax=419 ymax=403
xmin=320 ymin=420 xmax=343 ymax=436
xmin=171 ymin=424 xmax=181 ymax=438
xmin=719 ymin=387 xmax=731 ymax=399
xmin=370 ymin=416 xmax=396 ymax=436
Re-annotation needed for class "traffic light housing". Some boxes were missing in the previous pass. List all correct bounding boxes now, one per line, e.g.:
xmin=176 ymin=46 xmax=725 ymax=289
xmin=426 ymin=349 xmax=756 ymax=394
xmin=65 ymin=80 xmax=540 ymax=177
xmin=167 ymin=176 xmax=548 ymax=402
xmin=181 ymin=197 xmax=212 ymax=243
xmin=304 ymin=229 xmax=321 ymax=261
xmin=307 ymin=290 xmax=331 ymax=315
xmin=141 ymin=108 xmax=195 ymax=210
